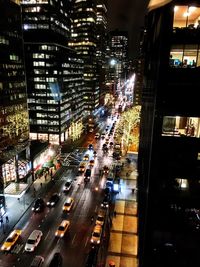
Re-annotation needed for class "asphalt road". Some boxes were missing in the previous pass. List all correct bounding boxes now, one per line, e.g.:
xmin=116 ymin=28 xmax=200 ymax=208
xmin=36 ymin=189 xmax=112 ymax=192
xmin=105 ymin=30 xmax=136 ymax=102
xmin=0 ymin=124 xmax=117 ymax=267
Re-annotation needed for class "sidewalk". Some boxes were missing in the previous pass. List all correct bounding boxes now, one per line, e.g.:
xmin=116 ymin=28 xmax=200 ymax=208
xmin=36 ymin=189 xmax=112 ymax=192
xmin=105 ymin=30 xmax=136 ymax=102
xmin=105 ymin=156 xmax=138 ymax=267
xmin=0 ymin=168 xmax=58 ymax=243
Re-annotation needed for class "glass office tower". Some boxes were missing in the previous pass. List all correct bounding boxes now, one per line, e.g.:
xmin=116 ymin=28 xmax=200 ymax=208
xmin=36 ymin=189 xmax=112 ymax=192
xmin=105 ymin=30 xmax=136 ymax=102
xmin=69 ymin=0 xmax=99 ymax=114
xmin=138 ymin=1 xmax=200 ymax=266
xmin=22 ymin=0 xmax=84 ymax=144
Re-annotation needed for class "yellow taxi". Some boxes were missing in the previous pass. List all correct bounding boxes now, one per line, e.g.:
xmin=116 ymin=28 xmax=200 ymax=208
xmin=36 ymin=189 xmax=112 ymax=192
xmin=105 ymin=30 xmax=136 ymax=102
xmin=55 ymin=220 xmax=70 ymax=238
xmin=1 ymin=229 xmax=22 ymax=251
xmin=90 ymin=225 xmax=102 ymax=245
xmin=63 ymin=197 xmax=74 ymax=212
xmin=78 ymin=162 xmax=86 ymax=173
xmin=83 ymin=154 xmax=89 ymax=161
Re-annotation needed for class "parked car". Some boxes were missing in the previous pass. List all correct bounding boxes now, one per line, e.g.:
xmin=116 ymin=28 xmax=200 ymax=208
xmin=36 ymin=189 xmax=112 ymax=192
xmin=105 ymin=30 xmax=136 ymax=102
xmin=32 ymin=198 xmax=45 ymax=212
xmin=47 ymin=193 xmax=60 ymax=207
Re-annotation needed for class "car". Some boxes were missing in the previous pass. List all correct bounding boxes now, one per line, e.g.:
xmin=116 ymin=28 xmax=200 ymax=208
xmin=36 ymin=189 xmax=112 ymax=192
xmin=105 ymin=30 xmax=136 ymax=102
xmin=78 ymin=162 xmax=86 ymax=172
xmin=49 ymin=252 xmax=63 ymax=267
xmin=83 ymin=154 xmax=90 ymax=161
xmin=104 ymin=187 xmax=111 ymax=197
xmin=103 ymin=166 xmax=109 ymax=174
xmin=89 ymin=159 xmax=95 ymax=167
xmin=101 ymin=133 xmax=105 ymax=139
xmin=30 ymin=255 xmax=44 ymax=267
xmin=95 ymin=133 xmax=100 ymax=139
xmin=105 ymin=138 xmax=109 ymax=144
xmin=1 ymin=229 xmax=22 ymax=252
xmin=55 ymin=220 xmax=70 ymax=237
xmin=95 ymin=210 xmax=106 ymax=226
xmin=84 ymin=168 xmax=91 ymax=181
xmin=63 ymin=197 xmax=74 ymax=212
xmin=32 ymin=198 xmax=45 ymax=212
xmin=25 ymin=230 xmax=43 ymax=252
xmin=88 ymin=144 xmax=94 ymax=150
xmin=101 ymin=195 xmax=110 ymax=209
xmin=47 ymin=193 xmax=60 ymax=207
xmin=63 ymin=179 xmax=73 ymax=192
xmin=90 ymin=225 xmax=102 ymax=245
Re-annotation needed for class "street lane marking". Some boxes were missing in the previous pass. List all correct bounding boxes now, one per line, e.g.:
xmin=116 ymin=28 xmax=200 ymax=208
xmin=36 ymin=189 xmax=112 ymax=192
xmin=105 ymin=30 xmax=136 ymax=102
xmin=71 ymin=234 xmax=76 ymax=244
xmin=84 ymin=236 xmax=89 ymax=247
xmin=44 ymin=230 xmax=50 ymax=240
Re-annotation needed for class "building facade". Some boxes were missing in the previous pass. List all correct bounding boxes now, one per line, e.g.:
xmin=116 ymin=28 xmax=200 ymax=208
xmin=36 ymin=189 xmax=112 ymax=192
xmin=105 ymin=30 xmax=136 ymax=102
xmin=138 ymin=1 xmax=200 ymax=266
xmin=22 ymin=0 xmax=85 ymax=144
xmin=69 ymin=0 xmax=99 ymax=115
xmin=0 ymin=0 xmax=30 ymax=212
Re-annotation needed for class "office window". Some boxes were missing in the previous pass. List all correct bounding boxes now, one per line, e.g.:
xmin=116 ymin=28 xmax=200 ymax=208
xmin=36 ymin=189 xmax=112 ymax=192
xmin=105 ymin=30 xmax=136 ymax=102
xmin=173 ymin=5 xmax=200 ymax=29
xmin=170 ymin=45 xmax=200 ymax=67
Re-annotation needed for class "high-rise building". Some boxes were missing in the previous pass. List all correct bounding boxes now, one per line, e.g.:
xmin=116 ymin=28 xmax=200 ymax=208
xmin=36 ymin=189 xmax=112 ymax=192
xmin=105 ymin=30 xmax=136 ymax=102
xmin=0 ymin=0 xmax=30 ymax=202
xmin=109 ymin=30 xmax=129 ymax=87
xmin=21 ymin=0 xmax=85 ymax=144
xmin=96 ymin=0 xmax=108 ymax=105
xmin=69 ymin=0 xmax=99 ymax=115
xmin=138 ymin=1 xmax=200 ymax=266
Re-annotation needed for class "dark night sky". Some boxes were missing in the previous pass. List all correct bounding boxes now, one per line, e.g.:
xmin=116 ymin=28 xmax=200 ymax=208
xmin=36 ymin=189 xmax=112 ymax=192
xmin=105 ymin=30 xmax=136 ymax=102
xmin=107 ymin=0 xmax=150 ymax=58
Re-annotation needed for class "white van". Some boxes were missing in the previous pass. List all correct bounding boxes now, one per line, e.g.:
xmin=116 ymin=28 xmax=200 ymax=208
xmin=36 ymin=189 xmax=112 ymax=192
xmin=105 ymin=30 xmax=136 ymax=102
xmin=25 ymin=230 xmax=43 ymax=252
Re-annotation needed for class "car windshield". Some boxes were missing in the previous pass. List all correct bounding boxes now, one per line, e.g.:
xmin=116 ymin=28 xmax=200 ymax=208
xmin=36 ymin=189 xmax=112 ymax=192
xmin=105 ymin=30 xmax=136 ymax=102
xmin=27 ymin=239 xmax=35 ymax=244
xmin=65 ymin=202 xmax=71 ymax=206
xmin=6 ymin=237 xmax=14 ymax=242
xmin=58 ymin=226 xmax=65 ymax=231
xmin=93 ymin=232 xmax=100 ymax=237
xmin=65 ymin=182 xmax=71 ymax=187
xmin=97 ymin=216 xmax=104 ymax=221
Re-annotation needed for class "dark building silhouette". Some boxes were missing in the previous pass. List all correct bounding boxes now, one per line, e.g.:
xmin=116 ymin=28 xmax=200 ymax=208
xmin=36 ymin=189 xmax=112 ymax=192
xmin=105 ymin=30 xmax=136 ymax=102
xmin=138 ymin=1 xmax=200 ymax=266
xmin=0 ymin=0 xmax=30 ymax=193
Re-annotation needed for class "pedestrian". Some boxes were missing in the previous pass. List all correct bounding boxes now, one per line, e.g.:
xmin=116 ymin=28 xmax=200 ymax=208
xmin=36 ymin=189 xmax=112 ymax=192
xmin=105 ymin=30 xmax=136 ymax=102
xmin=5 ymin=215 xmax=9 ymax=223
xmin=126 ymin=172 xmax=129 ymax=177
xmin=44 ymin=173 xmax=47 ymax=181
xmin=114 ymin=211 xmax=117 ymax=217
xmin=40 ymin=182 xmax=42 ymax=188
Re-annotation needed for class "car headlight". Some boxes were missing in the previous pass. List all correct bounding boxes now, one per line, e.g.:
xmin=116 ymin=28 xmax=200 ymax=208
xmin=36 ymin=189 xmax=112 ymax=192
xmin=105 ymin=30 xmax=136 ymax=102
xmin=91 ymin=239 xmax=94 ymax=243
xmin=55 ymin=232 xmax=58 ymax=236
xmin=32 ymin=207 xmax=34 ymax=211
xmin=47 ymin=202 xmax=50 ymax=205
xmin=36 ymin=207 xmax=39 ymax=211
xmin=6 ymin=246 xmax=11 ymax=250
xmin=51 ymin=202 xmax=54 ymax=206
xmin=97 ymin=240 xmax=100 ymax=244
xmin=1 ymin=246 xmax=5 ymax=250
xmin=60 ymin=233 xmax=64 ymax=237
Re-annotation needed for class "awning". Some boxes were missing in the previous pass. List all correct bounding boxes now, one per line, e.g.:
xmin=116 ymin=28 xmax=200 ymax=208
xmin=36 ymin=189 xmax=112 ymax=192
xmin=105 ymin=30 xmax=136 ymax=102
xmin=2 ymin=182 xmax=29 ymax=198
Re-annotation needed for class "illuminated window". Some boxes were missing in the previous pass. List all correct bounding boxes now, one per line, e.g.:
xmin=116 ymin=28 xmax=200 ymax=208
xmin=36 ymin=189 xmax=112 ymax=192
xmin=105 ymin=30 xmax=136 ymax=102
xmin=173 ymin=5 xmax=200 ymax=28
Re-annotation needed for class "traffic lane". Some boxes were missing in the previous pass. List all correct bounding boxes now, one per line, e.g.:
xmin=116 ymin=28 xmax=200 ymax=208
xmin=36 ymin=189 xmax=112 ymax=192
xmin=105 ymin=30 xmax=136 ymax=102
xmin=0 ymin=169 xmax=77 ymax=267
